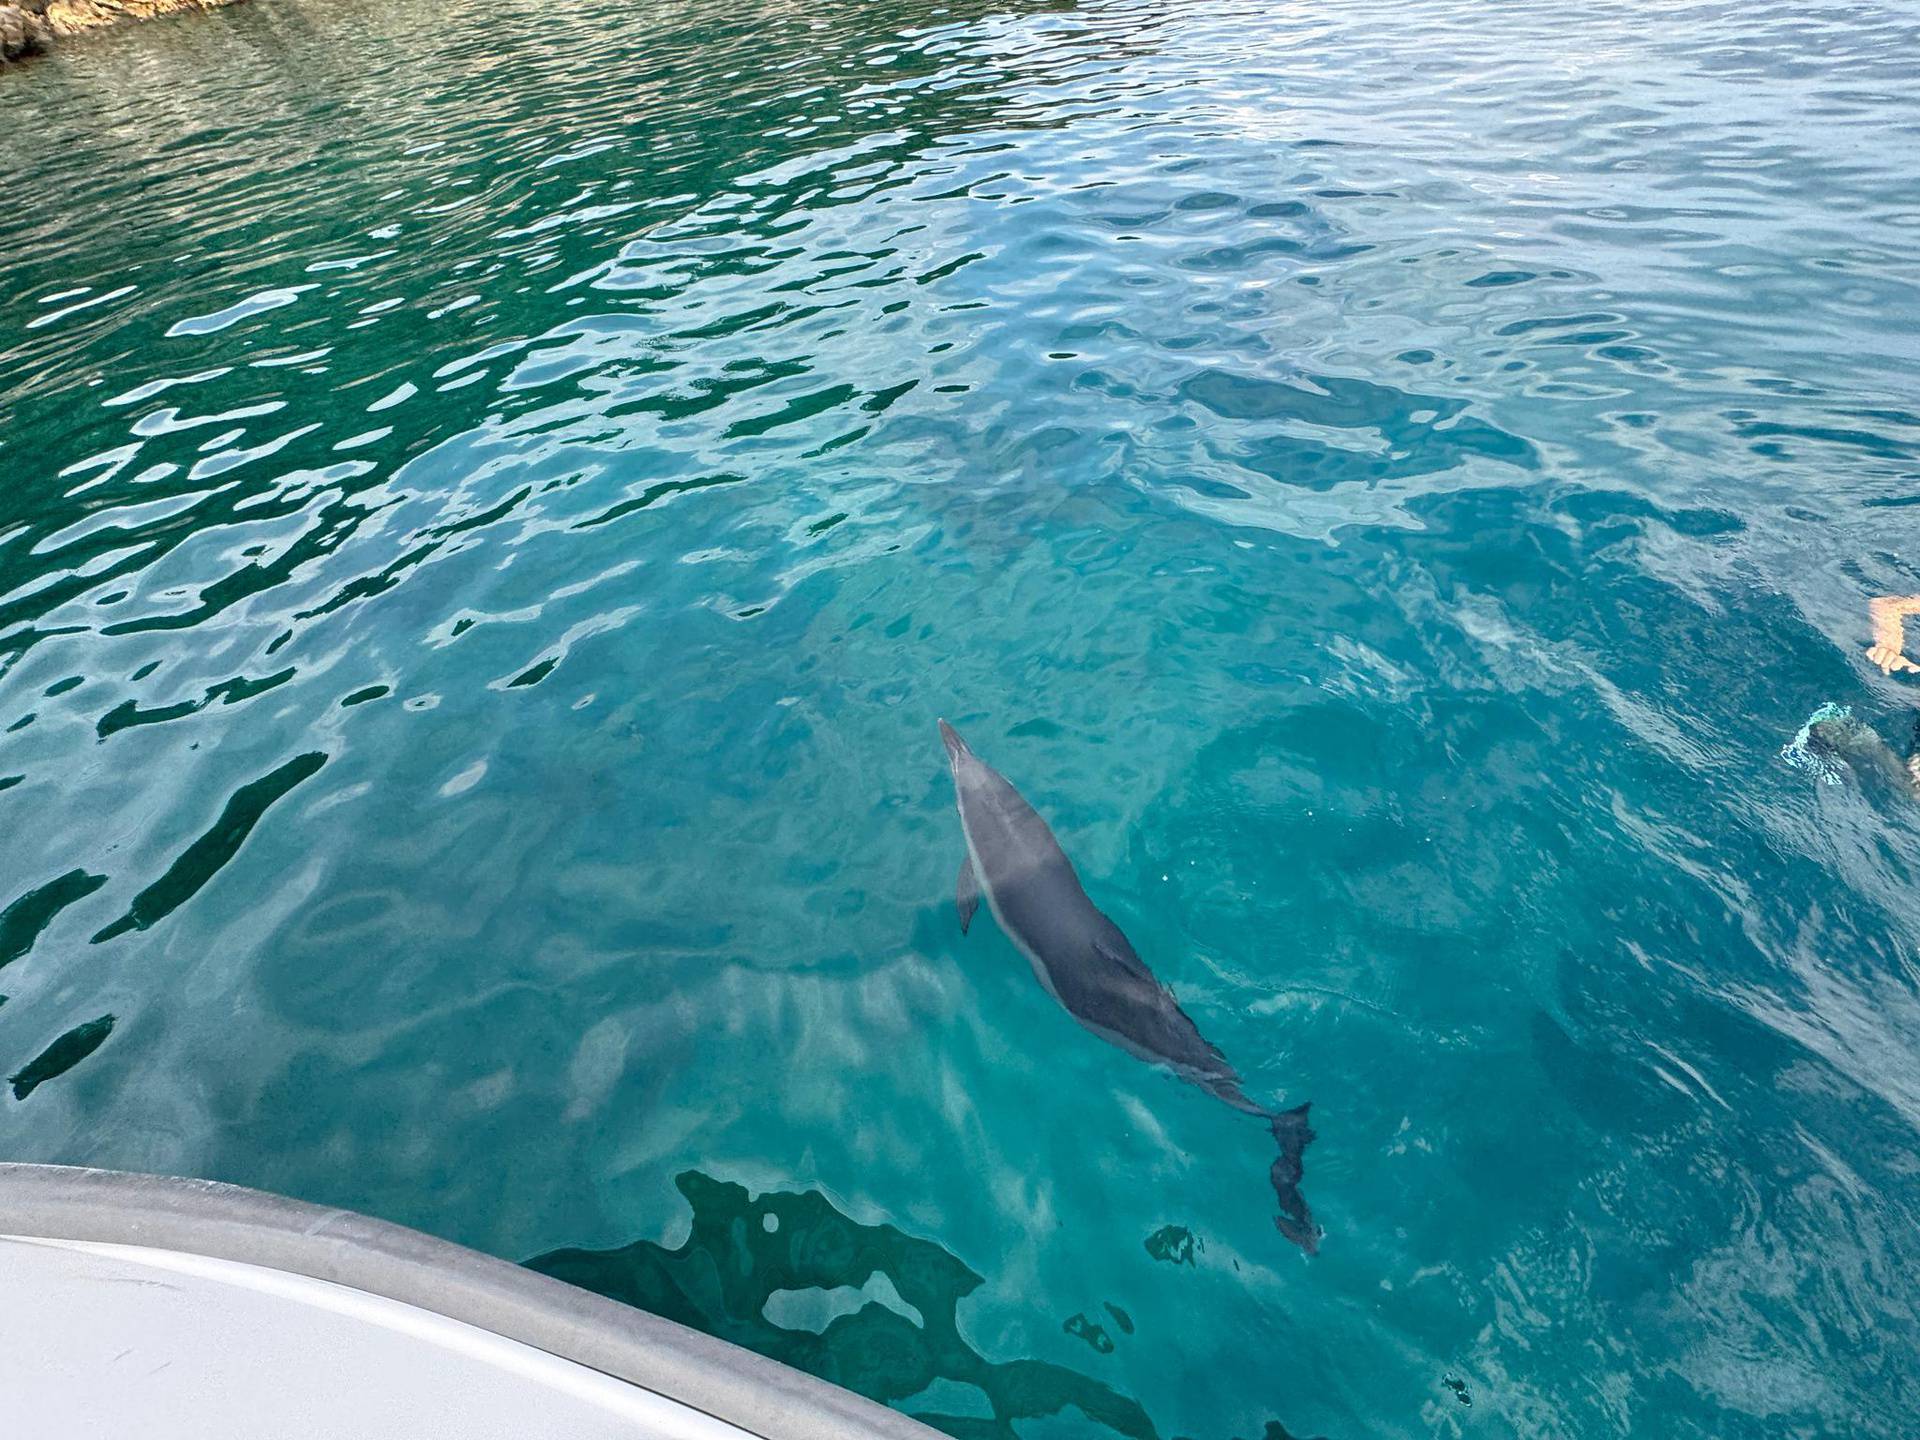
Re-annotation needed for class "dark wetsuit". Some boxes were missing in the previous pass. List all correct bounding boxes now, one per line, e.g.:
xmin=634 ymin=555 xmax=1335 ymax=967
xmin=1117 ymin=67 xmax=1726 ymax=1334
xmin=1795 ymin=707 xmax=1920 ymax=798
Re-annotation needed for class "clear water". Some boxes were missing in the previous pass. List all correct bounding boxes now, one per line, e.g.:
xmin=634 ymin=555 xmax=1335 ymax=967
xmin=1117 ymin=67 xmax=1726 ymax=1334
xmin=3 ymin=0 xmax=1918 ymax=1433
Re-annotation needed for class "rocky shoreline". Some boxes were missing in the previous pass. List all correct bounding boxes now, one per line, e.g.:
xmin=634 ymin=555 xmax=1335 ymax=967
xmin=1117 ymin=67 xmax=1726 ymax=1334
xmin=2 ymin=0 xmax=240 ymax=62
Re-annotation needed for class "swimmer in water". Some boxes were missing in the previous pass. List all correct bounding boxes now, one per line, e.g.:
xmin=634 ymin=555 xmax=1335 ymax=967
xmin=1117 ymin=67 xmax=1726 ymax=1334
xmin=1784 ymin=595 xmax=1920 ymax=797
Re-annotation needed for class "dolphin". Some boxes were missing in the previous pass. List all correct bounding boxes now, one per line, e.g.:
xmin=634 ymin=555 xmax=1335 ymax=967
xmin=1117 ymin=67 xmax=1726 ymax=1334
xmin=939 ymin=719 xmax=1320 ymax=1252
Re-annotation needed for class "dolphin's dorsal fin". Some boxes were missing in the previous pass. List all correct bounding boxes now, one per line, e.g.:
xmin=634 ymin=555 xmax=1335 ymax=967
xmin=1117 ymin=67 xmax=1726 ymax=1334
xmin=956 ymin=854 xmax=980 ymax=934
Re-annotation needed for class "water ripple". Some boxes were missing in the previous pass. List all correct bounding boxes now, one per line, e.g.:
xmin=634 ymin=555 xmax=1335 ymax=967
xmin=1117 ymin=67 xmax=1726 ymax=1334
xmin=3 ymin=0 xmax=1920 ymax=1435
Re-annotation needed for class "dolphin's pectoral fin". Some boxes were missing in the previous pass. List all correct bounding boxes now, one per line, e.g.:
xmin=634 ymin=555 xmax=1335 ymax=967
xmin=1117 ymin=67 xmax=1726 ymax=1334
xmin=956 ymin=854 xmax=980 ymax=934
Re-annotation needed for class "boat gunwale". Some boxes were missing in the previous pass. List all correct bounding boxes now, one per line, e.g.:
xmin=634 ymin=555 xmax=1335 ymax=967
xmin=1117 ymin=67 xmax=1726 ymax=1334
xmin=0 ymin=1161 xmax=941 ymax=1440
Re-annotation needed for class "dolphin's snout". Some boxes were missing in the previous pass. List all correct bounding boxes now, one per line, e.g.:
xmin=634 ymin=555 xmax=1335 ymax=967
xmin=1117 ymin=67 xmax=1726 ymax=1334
xmin=938 ymin=718 xmax=971 ymax=765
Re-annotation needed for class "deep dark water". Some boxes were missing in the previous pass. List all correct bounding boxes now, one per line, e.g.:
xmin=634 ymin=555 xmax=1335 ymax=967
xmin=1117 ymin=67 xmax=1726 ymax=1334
xmin=4 ymin=0 xmax=1920 ymax=1435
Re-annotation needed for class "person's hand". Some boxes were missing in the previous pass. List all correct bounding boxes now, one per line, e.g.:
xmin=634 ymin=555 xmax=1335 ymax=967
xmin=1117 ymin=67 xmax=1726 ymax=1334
xmin=1866 ymin=641 xmax=1919 ymax=675
xmin=1867 ymin=596 xmax=1920 ymax=675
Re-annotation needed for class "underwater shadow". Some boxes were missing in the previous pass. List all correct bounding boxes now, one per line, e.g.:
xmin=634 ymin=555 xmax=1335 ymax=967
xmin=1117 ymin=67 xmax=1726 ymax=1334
xmin=527 ymin=1169 xmax=1156 ymax=1440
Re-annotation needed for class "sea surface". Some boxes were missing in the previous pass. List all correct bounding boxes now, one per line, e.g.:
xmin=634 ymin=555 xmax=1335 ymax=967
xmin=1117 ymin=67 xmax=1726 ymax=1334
xmin=3 ymin=0 xmax=1919 ymax=1433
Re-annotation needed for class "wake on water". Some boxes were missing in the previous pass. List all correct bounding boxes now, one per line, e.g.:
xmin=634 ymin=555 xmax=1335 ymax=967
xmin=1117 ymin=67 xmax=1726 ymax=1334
xmin=1781 ymin=702 xmax=1854 ymax=785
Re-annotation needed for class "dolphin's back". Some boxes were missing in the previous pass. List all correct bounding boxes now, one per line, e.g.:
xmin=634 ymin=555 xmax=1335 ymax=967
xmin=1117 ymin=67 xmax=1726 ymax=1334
xmin=939 ymin=720 xmax=1321 ymax=1253
xmin=953 ymin=753 xmax=1245 ymax=1097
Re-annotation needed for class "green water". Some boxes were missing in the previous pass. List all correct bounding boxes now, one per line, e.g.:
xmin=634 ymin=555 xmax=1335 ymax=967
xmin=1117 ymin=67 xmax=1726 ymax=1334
xmin=4 ymin=0 xmax=1920 ymax=1433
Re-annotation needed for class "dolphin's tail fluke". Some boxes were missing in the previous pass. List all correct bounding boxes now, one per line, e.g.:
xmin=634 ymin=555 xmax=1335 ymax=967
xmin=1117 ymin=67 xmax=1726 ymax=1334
xmin=1267 ymin=1102 xmax=1320 ymax=1254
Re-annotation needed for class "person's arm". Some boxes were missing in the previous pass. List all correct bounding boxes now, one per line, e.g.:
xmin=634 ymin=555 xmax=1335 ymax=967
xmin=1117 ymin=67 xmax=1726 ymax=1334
xmin=1866 ymin=595 xmax=1920 ymax=675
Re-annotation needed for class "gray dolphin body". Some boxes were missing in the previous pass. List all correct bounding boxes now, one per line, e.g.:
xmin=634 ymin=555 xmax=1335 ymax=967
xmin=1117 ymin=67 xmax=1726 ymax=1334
xmin=940 ymin=720 xmax=1320 ymax=1252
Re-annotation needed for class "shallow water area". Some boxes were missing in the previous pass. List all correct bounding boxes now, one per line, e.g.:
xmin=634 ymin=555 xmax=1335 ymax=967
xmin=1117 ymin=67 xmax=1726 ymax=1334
xmin=3 ymin=0 xmax=1920 ymax=1434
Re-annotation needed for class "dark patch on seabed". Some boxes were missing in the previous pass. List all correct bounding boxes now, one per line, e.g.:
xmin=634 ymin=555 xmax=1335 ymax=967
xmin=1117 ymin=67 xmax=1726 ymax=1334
xmin=530 ymin=1172 xmax=1330 ymax=1440
xmin=1064 ymin=1312 xmax=1115 ymax=1354
xmin=530 ymin=1170 xmax=1157 ymax=1440
xmin=1179 ymin=1424 xmax=1329 ymax=1440
xmin=1143 ymin=1224 xmax=1200 ymax=1266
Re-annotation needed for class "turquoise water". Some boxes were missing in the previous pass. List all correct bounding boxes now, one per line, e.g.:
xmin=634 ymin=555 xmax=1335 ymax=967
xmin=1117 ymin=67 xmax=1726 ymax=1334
xmin=4 ymin=0 xmax=1920 ymax=1431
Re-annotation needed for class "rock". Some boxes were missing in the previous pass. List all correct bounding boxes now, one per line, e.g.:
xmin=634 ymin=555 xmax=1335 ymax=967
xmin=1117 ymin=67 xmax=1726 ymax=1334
xmin=0 ymin=3 xmax=53 ymax=59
